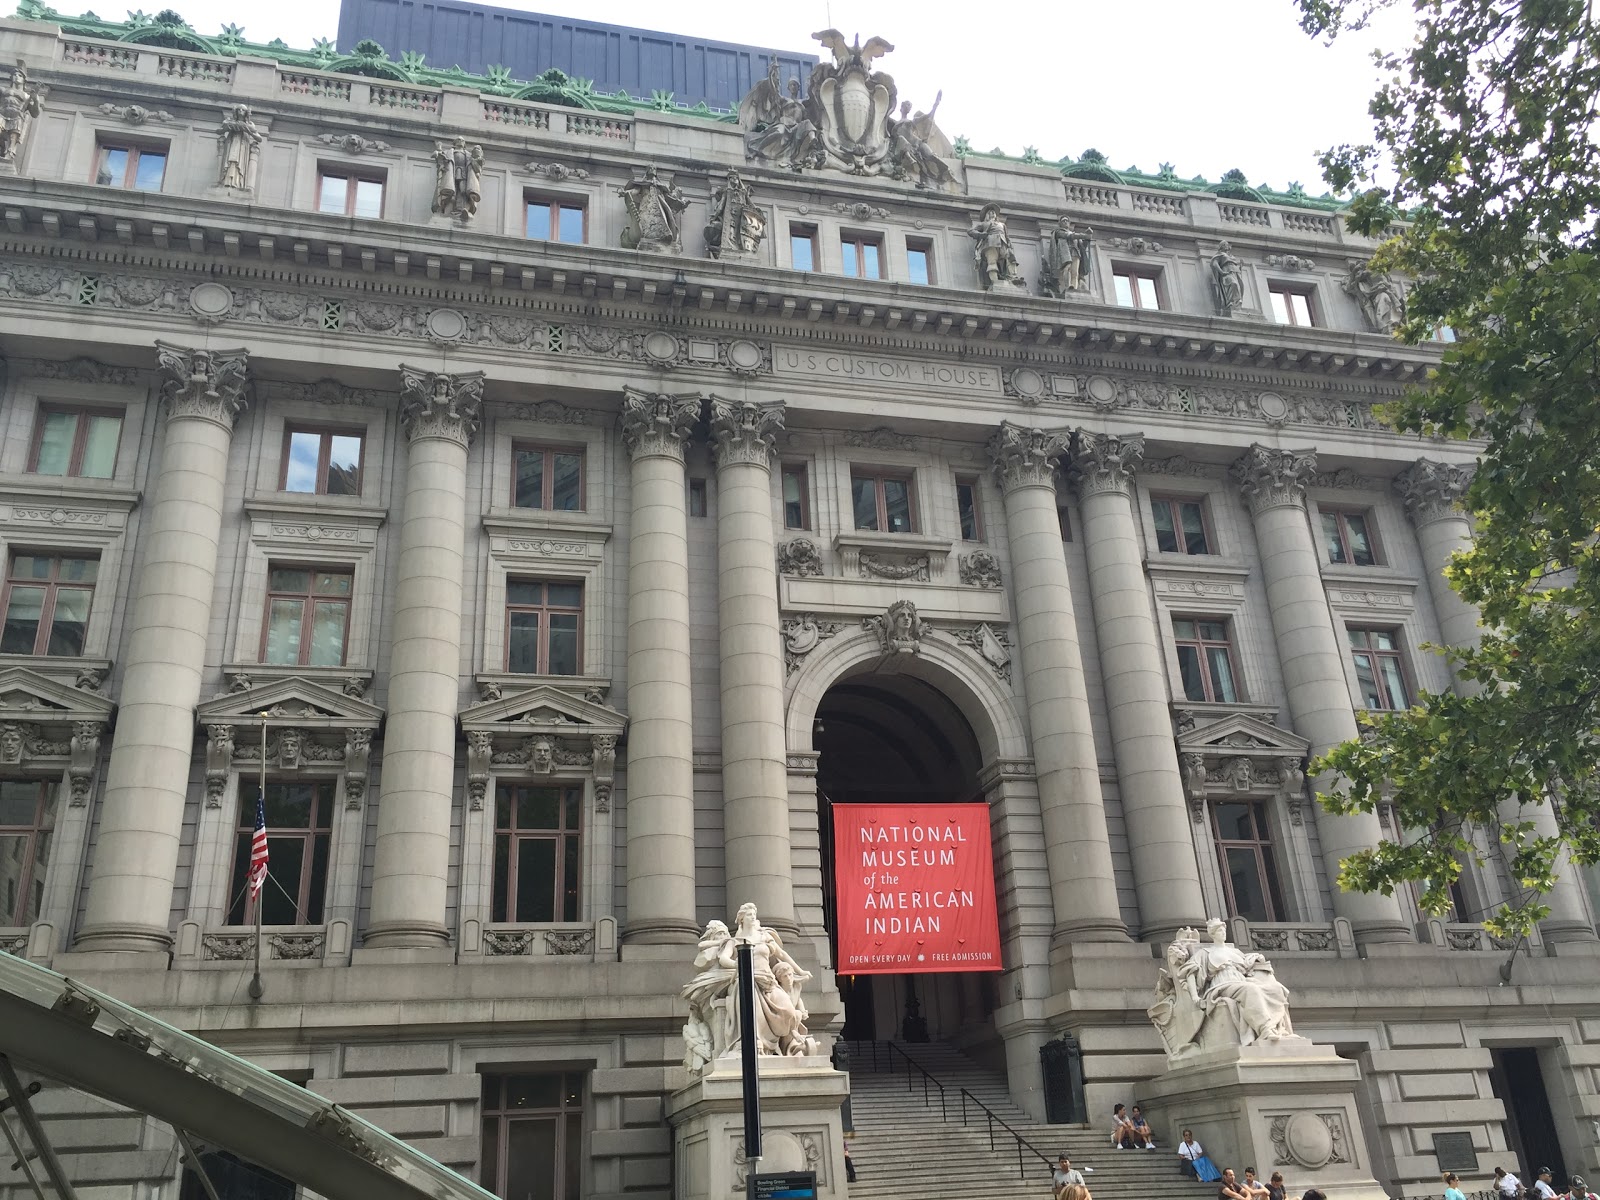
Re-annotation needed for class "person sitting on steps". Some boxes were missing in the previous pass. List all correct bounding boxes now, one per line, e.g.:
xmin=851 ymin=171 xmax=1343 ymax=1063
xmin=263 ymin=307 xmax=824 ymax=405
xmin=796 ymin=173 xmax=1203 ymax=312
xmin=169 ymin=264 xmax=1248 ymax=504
xmin=1178 ymin=1128 xmax=1222 ymax=1183
xmin=1243 ymin=1167 xmax=1272 ymax=1200
xmin=1219 ymin=1167 xmax=1252 ymax=1200
xmin=1129 ymin=1104 xmax=1156 ymax=1150
xmin=1111 ymin=1103 xmax=1138 ymax=1149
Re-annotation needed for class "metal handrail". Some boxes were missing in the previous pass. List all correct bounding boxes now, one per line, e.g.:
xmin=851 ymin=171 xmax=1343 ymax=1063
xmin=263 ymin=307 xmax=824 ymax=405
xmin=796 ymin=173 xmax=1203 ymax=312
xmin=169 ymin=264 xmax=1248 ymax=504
xmin=856 ymin=1040 xmax=1054 ymax=1181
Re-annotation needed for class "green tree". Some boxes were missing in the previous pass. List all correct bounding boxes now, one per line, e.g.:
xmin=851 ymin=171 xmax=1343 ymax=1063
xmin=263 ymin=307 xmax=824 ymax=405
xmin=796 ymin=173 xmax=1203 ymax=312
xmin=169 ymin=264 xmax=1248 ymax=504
xmin=1294 ymin=0 xmax=1600 ymax=938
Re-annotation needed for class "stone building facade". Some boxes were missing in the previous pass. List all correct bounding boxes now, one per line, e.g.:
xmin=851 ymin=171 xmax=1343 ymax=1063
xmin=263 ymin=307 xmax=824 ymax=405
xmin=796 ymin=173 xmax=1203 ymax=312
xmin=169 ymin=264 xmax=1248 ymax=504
xmin=0 ymin=8 xmax=1595 ymax=1199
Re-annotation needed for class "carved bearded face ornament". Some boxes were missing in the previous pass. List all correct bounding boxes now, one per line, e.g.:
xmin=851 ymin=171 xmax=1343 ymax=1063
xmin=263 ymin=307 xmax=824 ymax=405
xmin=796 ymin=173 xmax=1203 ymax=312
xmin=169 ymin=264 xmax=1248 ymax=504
xmin=530 ymin=737 xmax=555 ymax=774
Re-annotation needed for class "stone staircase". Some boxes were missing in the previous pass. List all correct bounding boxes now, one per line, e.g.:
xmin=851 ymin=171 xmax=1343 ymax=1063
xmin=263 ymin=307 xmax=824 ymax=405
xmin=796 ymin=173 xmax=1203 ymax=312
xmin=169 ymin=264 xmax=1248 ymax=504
xmin=843 ymin=1040 xmax=1218 ymax=1200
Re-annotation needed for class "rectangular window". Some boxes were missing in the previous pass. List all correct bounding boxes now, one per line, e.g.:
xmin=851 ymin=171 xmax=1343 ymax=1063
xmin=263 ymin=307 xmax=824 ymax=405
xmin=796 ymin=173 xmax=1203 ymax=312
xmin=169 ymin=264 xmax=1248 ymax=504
xmin=1057 ymin=504 xmax=1073 ymax=542
xmin=1211 ymin=800 xmax=1287 ymax=923
xmin=851 ymin=471 xmax=915 ymax=534
xmin=1321 ymin=509 xmax=1378 ymax=566
xmin=506 ymin=580 xmax=582 ymax=676
xmin=1173 ymin=618 xmax=1240 ymax=704
xmin=513 ymin=445 xmax=584 ymax=512
xmin=526 ymin=196 xmax=586 ymax=243
xmin=790 ymin=224 xmax=818 ymax=272
xmin=262 ymin=567 xmax=352 ymax=667
xmin=480 ymin=1072 xmax=584 ymax=1200
xmin=1150 ymin=496 xmax=1213 ymax=555
xmin=841 ymin=233 xmax=883 ymax=280
xmin=1349 ymin=627 xmax=1411 ymax=710
xmin=95 ymin=143 xmax=166 ymax=191
xmin=29 ymin=406 xmax=123 ymax=479
xmin=1431 ymin=325 xmax=1457 ymax=343
xmin=906 ymin=238 xmax=934 ymax=286
xmin=492 ymin=786 xmax=582 ymax=924
xmin=687 ymin=478 xmax=708 ymax=519
xmin=282 ymin=427 xmax=364 ymax=497
xmin=1 ymin=554 xmax=97 ymax=657
xmin=227 ymin=778 xmax=333 ymax=926
xmin=0 ymin=779 xmax=58 ymax=926
xmin=318 ymin=171 xmax=384 ymax=218
xmin=955 ymin=477 xmax=984 ymax=541
xmin=781 ymin=464 xmax=810 ymax=531
xmin=1112 ymin=268 xmax=1161 ymax=310
xmin=1268 ymin=284 xmax=1316 ymax=326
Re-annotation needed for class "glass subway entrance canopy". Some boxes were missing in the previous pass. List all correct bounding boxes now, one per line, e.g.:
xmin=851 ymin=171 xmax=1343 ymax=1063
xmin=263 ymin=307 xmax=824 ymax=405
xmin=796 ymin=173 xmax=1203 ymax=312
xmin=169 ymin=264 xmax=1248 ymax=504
xmin=0 ymin=951 xmax=496 ymax=1200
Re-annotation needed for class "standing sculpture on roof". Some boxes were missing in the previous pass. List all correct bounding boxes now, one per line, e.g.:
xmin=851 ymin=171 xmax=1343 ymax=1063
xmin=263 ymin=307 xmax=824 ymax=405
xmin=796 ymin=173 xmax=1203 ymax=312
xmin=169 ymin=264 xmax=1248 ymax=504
xmin=968 ymin=204 xmax=1027 ymax=291
xmin=1211 ymin=241 xmax=1246 ymax=314
xmin=886 ymin=95 xmax=954 ymax=190
xmin=618 ymin=166 xmax=688 ymax=254
xmin=431 ymin=136 xmax=484 ymax=218
xmin=0 ymin=65 xmax=44 ymax=164
xmin=216 ymin=104 xmax=262 ymax=191
xmin=705 ymin=169 xmax=767 ymax=259
xmin=1041 ymin=217 xmax=1094 ymax=297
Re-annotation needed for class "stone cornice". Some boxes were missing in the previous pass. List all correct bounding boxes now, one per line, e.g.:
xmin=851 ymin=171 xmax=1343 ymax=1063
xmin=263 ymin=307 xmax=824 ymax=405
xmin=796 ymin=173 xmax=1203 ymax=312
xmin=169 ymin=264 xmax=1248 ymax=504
xmin=709 ymin=397 xmax=785 ymax=470
xmin=1069 ymin=430 xmax=1145 ymax=499
xmin=620 ymin=387 xmax=702 ymax=462
xmin=154 ymin=341 xmax=249 ymax=430
xmin=989 ymin=423 xmax=1071 ymax=494
xmin=398 ymin=366 xmax=483 ymax=447
xmin=1232 ymin=444 xmax=1318 ymax=514
xmin=1394 ymin=457 xmax=1474 ymax=527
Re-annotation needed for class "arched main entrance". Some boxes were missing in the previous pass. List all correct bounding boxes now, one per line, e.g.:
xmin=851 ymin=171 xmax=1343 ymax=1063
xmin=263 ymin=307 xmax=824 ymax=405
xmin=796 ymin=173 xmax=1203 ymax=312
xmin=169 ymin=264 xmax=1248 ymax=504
xmin=813 ymin=671 xmax=1000 ymax=1050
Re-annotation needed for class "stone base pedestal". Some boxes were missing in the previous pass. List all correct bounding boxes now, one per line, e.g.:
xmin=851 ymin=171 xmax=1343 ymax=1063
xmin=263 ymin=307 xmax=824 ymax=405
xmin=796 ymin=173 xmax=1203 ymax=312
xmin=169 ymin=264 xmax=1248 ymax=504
xmin=666 ymin=1057 xmax=848 ymax=1200
xmin=1137 ymin=1042 xmax=1386 ymax=1200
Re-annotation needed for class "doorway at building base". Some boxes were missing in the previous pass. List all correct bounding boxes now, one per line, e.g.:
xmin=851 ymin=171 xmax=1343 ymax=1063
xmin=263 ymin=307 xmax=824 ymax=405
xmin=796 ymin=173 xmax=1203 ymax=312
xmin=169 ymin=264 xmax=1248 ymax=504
xmin=831 ymin=801 xmax=1002 ymax=974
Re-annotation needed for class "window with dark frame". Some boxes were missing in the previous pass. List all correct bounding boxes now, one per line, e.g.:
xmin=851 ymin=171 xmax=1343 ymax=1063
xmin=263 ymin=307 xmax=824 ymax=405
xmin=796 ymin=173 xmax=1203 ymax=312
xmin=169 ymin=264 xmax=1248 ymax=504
xmin=282 ymin=427 xmax=364 ymax=497
xmin=525 ymin=196 xmax=587 ymax=243
xmin=1211 ymin=799 xmax=1287 ymax=923
xmin=29 ymin=406 xmax=123 ymax=480
xmin=0 ymin=553 xmax=97 ymax=657
xmin=492 ymin=785 xmax=582 ymax=924
xmin=840 ymin=233 xmax=884 ymax=280
xmin=506 ymin=580 xmax=582 ymax=676
xmin=1150 ymin=495 xmax=1213 ymax=555
xmin=1057 ymin=503 xmax=1073 ymax=542
xmin=1268 ymin=283 xmax=1316 ymax=327
xmin=790 ymin=223 xmax=818 ymax=272
xmin=781 ymin=464 xmax=811 ymax=530
xmin=1349 ymin=627 xmax=1411 ymax=710
xmin=687 ymin=478 xmax=708 ymax=519
xmin=0 ymin=779 xmax=58 ymax=927
xmin=513 ymin=445 xmax=584 ymax=511
xmin=227 ymin=778 xmax=333 ymax=926
xmin=955 ymin=477 xmax=984 ymax=541
xmin=95 ymin=143 xmax=166 ymax=191
xmin=1431 ymin=325 xmax=1458 ymax=343
xmin=262 ymin=567 xmax=352 ymax=667
xmin=1112 ymin=268 xmax=1162 ymax=310
xmin=906 ymin=238 xmax=934 ymax=286
xmin=1173 ymin=617 xmax=1240 ymax=703
xmin=480 ymin=1072 xmax=584 ymax=1200
xmin=1320 ymin=508 xmax=1379 ymax=566
xmin=317 ymin=170 xmax=384 ymax=218
xmin=851 ymin=471 xmax=915 ymax=533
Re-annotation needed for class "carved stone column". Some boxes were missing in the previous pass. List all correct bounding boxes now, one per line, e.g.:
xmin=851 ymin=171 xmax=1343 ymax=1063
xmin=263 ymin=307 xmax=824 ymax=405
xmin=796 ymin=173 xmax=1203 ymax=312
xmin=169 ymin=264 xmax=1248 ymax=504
xmin=990 ymin=423 xmax=1128 ymax=944
xmin=77 ymin=343 xmax=251 ymax=952
xmin=710 ymin=397 xmax=796 ymax=931
xmin=622 ymin=388 xmax=703 ymax=944
xmin=1231 ymin=444 xmax=1407 ymax=944
xmin=1395 ymin=458 xmax=1597 ymax=944
xmin=1070 ymin=431 xmax=1205 ymax=941
xmin=364 ymin=367 xmax=483 ymax=948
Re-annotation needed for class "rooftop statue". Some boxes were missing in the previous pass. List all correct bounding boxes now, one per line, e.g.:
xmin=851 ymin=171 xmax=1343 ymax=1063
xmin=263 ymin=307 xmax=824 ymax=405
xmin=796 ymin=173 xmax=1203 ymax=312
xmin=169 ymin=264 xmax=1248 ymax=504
xmin=1041 ymin=217 xmax=1093 ymax=297
xmin=681 ymin=903 xmax=820 ymax=1077
xmin=431 ymin=136 xmax=484 ymax=219
xmin=705 ymin=169 xmax=767 ymax=260
xmin=968 ymin=203 xmax=1028 ymax=291
xmin=216 ymin=104 xmax=262 ymax=191
xmin=886 ymin=96 xmax=954 ymax=190
xmin=1211 ymin=241 xmax=1245 ymax=314
xmin=1344 ymin=258 xmax=1404 ymax=333
xmin=1148 ymin=918 xmax=1303 ymax=1064
xmin=740 ymin=62 xmax=825 ymax=173
xmin=618 ymin=166 xmax=688 ymax=254
xmin=0 ymin=65 xmax=44 ymax=164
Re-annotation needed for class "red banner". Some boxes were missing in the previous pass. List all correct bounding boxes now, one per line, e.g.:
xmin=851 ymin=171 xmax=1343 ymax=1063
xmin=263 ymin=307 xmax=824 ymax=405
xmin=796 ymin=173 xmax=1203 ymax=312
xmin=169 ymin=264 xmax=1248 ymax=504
xmin=832 ymin=802 xmax=1003 ymax=975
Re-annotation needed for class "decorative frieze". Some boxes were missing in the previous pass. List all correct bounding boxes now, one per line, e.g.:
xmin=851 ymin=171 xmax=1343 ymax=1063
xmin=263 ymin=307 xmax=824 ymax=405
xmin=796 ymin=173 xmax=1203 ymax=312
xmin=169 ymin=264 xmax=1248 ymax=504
xmin=1069 ymin=430 xmax=1145 ymax=497
xmin=989 ymin=422 xmax=1070 ymax=493
xmin=399 ymin=366 xmax=484 ymax=447
xmin=317 ymin=131 xmax=390 ymax=154
xmin=98 ymin=101 xmax=174 ymax=124
xmin=620 ymin=387 xmax=702 ymax=461
xmin=155 ymin=342 xmax=250 ymax=429
xmin=709 ymin=397 xmax=785 ymax=468
xmin=1232 ymin=444 xmax=1317 ymax=514
xmin=1394 ymin=457 xmax=1473 ymax=526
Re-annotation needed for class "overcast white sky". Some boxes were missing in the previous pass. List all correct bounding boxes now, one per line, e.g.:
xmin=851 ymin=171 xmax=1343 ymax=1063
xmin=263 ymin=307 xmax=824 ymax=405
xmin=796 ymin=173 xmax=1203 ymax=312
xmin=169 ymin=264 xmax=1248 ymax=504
xmin=94 ymin=0 xmax=1398 ymax=193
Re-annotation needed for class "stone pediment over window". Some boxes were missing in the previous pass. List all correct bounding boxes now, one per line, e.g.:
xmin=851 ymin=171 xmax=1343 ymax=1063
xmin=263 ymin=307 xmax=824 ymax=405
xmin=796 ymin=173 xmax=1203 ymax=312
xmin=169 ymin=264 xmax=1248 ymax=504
xmin=459 ymin=683 xmax=627 ymax=813
xmin=1174 ymin=708 xmax=1312 ymax=826
xmin=196 ymin=675 xmax=382 ymax=811
xmin=0 ymin=664 xmax=115 ymax=807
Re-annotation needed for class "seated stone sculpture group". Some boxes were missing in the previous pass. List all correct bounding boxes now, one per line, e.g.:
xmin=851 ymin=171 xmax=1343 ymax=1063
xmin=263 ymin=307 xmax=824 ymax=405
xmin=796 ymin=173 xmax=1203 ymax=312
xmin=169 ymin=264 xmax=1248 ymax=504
xmin=1148 ymin=918 xmax=1298 ymax=1062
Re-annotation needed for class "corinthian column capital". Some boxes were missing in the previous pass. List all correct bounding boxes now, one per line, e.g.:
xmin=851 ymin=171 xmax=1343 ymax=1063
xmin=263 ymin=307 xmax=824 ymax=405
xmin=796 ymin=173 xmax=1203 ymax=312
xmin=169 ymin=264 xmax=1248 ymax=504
xmin=1394 ymin=457 xmax=1474 ymax=526
xmin=988 ymin=421 xmax=1071 ymax=494
xmin=399 ymin=366 xmax=484 ymax=447
xmin=154 ymin=341 xmax=250 ymax=429
xmin=621 ymin=386 xmax=703 ymax=462
xmin=1232 ymin=443 xmax=1317 ymax=514
xmin=1069 ymin=430 xmax=1145 ymax=498
xmin=709 ymin=396 xmax=785 ymax=469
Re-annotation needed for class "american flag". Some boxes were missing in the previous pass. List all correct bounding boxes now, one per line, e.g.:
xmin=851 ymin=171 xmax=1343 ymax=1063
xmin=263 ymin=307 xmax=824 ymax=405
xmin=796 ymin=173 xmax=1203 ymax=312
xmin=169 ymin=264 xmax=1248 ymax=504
xmin=248 ymin=792 xmax=269 ymax=902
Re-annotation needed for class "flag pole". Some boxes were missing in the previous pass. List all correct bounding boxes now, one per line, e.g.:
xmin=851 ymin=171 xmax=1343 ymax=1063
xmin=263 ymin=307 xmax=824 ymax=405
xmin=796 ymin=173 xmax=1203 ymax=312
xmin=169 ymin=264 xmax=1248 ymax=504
xmin=248 ymin=712 xmax=267 ymax=1000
